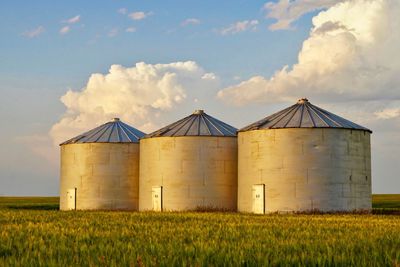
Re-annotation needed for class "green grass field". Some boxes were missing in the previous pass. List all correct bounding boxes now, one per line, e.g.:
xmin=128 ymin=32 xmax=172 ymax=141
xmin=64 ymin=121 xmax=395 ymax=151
xmin=1 ymin=196 xmax=399 ymax=266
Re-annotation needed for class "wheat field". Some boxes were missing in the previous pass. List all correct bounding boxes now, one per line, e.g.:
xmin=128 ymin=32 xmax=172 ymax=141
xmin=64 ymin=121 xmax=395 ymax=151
xmin=0 ymin=196 xmax=399 ymax=266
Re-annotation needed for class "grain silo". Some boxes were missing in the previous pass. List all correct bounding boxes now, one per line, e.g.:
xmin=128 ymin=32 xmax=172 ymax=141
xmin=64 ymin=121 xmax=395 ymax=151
xmin=139 ymin=110 xmax=238 ymax=211
xmin=238 ymin=98 xmax=372 ymax=213
xmin=59 ymin=118 xmax=145 ymax=211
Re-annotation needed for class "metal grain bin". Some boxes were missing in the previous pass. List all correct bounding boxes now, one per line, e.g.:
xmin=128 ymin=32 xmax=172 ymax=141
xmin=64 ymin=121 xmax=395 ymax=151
xmin=59 ymin=118 xmax=145 ymax=210
xmin=238 ymin=99 xmax=372 ymax=213
xmin=139 ymin=110 xmax=238 ymax=211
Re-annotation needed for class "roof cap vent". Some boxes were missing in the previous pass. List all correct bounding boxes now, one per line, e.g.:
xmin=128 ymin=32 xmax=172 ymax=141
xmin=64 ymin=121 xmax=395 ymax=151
xmin=297 ymin=98 xmax=309 ymax=104
xmin=193 ymin=109 xmax=204 ymax=115
xmin=112 ymin=118 xmax=120 ymax=122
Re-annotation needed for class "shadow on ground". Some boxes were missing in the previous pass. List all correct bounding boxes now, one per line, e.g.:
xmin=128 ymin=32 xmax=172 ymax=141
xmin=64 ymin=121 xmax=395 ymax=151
xmin=5 ymin=204 xmax=59 ymax=210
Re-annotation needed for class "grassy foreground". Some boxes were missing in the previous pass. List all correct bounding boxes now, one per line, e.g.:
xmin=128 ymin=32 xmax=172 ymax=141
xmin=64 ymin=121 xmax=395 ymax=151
xmin=0 ymin=196 xmax=399 ymax=266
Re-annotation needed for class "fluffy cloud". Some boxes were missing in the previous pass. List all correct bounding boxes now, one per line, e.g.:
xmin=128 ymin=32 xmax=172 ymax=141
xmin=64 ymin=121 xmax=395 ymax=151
xmin=264 ymin=0 xmax=342 ymax=30
xmin=218 ymin=0 xmax=400 ymax=106
xmin=22 ymin=26 xmax=45 ymax=38
xmin=50 ymin=61 xmax=217 ymax=145
xmin=375 ymin=108 xmax=400 ymax=120
xmin=202 ymin=73 xmax=217 ymax=80
xmin=181 ymin=18 xmax=201 ymax=26
xmin=129 ymin=11 xmax=153 ymax=21
xmin=220 ymin=20 xmax=259 ymax=35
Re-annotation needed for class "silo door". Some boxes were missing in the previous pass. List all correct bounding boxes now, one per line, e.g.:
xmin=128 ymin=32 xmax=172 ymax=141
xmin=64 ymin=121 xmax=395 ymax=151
xmin=252 ymin=184 xmax=265 ymax=214
xmin=66 ymin=188 xmax=76 ymax=210
xmin=152 ymin=186 xmax=162 ymax=211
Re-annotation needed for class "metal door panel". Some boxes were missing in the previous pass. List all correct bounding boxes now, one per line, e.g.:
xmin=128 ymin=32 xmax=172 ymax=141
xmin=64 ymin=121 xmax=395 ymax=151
xmin=152 ymin=186 xmax=162 ymax=211
xmin=252 ymin=184 xmax=265 ymax=214
xmin=66 ymin=188 xmax=76 ymax=210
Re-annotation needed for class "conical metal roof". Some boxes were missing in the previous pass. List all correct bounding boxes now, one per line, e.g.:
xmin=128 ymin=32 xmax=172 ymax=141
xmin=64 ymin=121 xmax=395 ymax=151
xmin=60 ymin=118 xmax=146 ymax=145
xmin=144 ymin=110 xmax=237 ymax=138
xmin=240 ymin=98 xmax=372 ymax=132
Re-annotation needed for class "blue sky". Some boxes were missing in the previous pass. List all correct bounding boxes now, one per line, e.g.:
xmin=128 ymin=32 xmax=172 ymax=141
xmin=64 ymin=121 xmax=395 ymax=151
xmin=1 ymin=0 xmax=399 ymax=195
xmin=0 ymin=1 xmax=311 ymax=83
xmin=0 ymin=0 xmax=310 ymax=130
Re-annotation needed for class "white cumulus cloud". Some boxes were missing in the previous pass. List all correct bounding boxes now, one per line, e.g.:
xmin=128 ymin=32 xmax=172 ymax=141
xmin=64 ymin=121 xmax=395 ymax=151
xmin=220 ymin=20 xmax=259 ymax=35
xmin=202 ymin=73 xmax=217 ymax=80
xmin=218 ymin=0 xmax=400 ymax=106
xmin=375 ymin=108 xmax=400 ymax=120
xmin=264 ymin=0 xmax=342 ymax=30
xmin=50 ymin=61 xmax=217 ymax=145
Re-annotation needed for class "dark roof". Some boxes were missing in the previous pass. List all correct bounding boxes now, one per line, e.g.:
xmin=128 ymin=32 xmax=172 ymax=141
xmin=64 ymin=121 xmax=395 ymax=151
xmin=240 ymin=98 xmax=372 ymax=133
xmin=60 ymin=118 xmax=146 ymax=145
xmin=144 ymin=110 xmax=237 ymax=138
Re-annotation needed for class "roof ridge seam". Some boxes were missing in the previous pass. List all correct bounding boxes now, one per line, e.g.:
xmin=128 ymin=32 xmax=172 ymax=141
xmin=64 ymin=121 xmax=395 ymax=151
xmin=203 ymin=115 xmax=224 ymax=135
xmin=119 ymin=122 xmax=143 ymax=140
xmin=269 ymin=104 xmax=297 ymax=128
xmin=108 ymin=122 xmax=116 ymax=142
xmin=307 ymin=104 xmax=331 ymax=127
xmin=283 ymin=104 xmax=301 ymax=128
xmin=206 ymin=114 xmax=236 ymax=135
xmin=299 ymin=104 xmax=305 ymax=127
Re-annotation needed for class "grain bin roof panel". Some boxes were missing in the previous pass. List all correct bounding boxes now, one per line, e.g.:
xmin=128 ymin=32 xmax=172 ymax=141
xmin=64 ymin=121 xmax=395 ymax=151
xmin=121 ymin=123 xmax=146 ymax=141
xmin=186 ymin=116 xmax=201 ymax=135
xmin=239 ymin=98 xmax=372 ymax=133
xmin=81 ymin=123 xmax=111 ymax=143
xmin=60 ymin=118 xmax=146 ymax=145
xmin=175 ymin=116 xmax=198 ymax=136
xmin=272 ymin=105 xmax=299 ymax=128
xmin=202 ymin=116 xmax=223 ymax=136
xmin=199 ymin=116 xmax=212 ymax=135
xmin=243 ymin=105 xmax=292 ymax=131
xmin=308 ymin=107 xmax=329 ymax=127
xmin=96 ymin=123 xmax=115 ymax=142
xmin=300 ymin=106 xmax=314 ymax=127
xmin=205 ymin=114 xmax=237 ymax=136
xmin=144 ymin=110 xmax=237 ymax=138
xmin=285 ymin=105 xmax=303 ymax=128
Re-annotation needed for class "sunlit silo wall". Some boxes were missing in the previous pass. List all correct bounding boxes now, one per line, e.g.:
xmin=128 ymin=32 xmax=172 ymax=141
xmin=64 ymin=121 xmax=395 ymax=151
xmin=238 ymin=99 xmax=372 ymax=213
xmin=139 ymin=110 xmax=238 ymax=211
xmin=59 ymin=118 xmax=145 ymax=211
